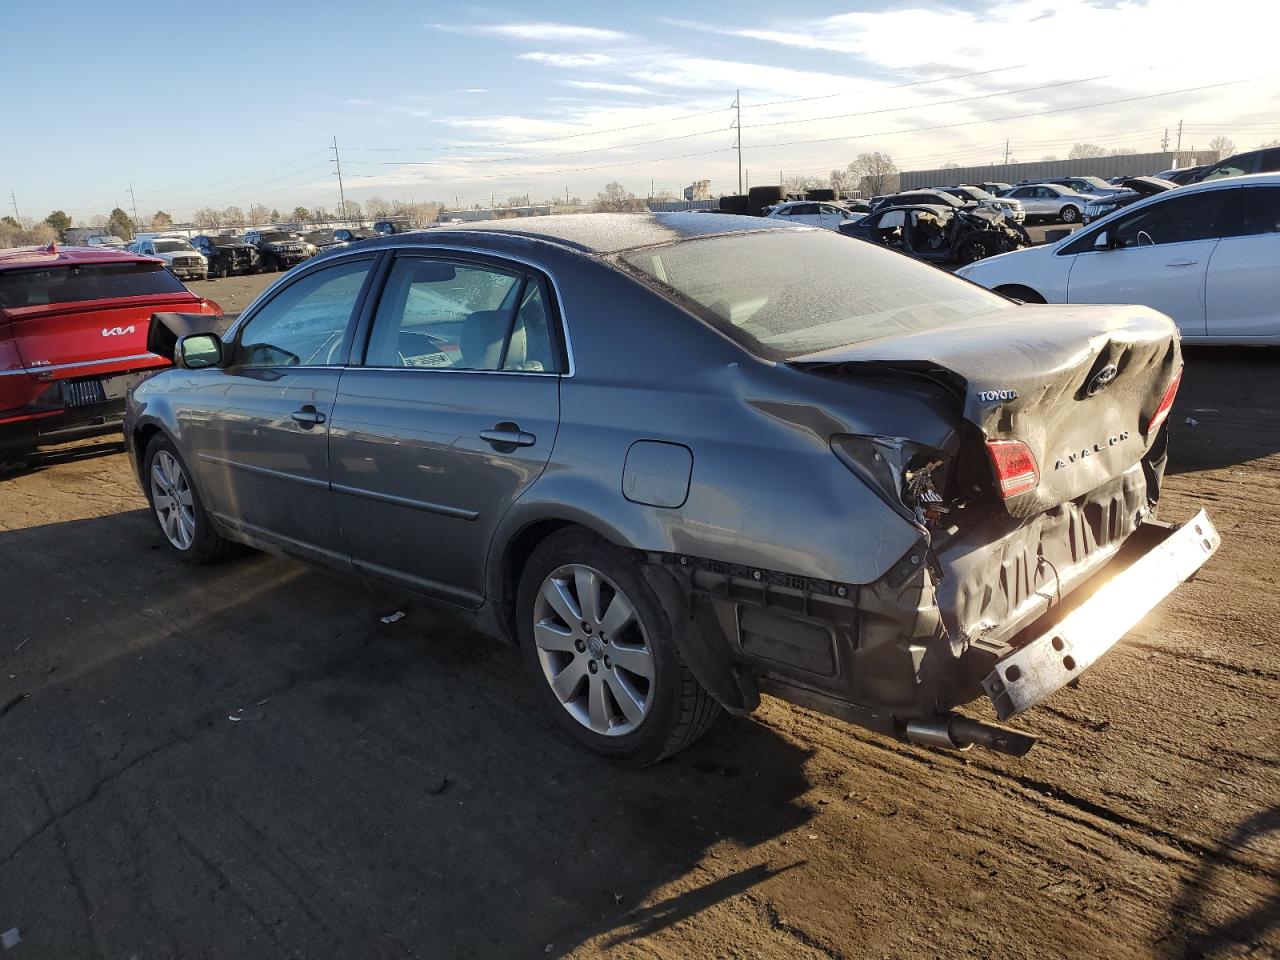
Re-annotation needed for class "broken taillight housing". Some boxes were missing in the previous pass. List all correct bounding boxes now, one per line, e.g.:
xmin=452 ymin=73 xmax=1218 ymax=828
xmin=1146 ymin=367 xmax=1183 ymax=435
xmin=986 ymin=439 xmax=1039 ymax=499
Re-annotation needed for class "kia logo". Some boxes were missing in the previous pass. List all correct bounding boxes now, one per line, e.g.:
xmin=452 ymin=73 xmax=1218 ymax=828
xmin=101 ymin=325 xmax=135 ymax=337
xmin=1086 ymin=363 xmax=1118 ymax=396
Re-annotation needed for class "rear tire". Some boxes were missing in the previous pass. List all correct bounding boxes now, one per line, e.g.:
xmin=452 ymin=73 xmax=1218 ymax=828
xmin=1060 ymin=205 xmax=1080 ymax=223
xmin=143 ymin=435 xmax=234 ymax=564
xmin=516 ymin=529 xmax=721 ymax=765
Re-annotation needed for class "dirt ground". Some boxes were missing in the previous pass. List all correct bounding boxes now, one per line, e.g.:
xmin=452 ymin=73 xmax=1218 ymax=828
xmin=0 ymin=267 xmax=1276 ymax=960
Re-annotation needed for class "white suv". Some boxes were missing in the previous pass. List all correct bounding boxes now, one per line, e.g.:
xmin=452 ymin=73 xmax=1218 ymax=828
xmin=129 ymin=236 xmax=208 ymax=281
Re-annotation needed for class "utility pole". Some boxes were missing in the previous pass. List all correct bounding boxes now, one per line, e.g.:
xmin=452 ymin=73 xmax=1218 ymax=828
xmin=1161 ymin=127 xmax=1170 ymax=152
xmin=1003 ymin=139 xmax=1011 ymax=165
xmin=1175 ymin=119 xmax=1183 ymax=154
xmin=331 ymin=136 xmax=347 ymax=219
xmin=732 ymin=89 xmax=743 ymax=195
xmin=128 ymin=183 xmax=139 ymax=228
xmin=8 ymin=190 xmax=18 ymax=222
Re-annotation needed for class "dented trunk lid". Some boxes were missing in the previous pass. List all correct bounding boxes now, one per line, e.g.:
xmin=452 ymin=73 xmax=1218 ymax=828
xmin=789 ymin=303 xmax=1181 ymax=518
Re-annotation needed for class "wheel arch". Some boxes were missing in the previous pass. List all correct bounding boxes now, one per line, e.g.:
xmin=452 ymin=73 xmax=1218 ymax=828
xmin=486 ymin=509 xmax=645 ymax=644
xmin=994 ymin=283 xmax=1047 ymax=304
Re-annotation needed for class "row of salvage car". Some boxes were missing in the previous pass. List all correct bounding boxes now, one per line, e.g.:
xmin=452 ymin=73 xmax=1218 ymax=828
xmin=118 ymin=221 xmax=412 ymax=281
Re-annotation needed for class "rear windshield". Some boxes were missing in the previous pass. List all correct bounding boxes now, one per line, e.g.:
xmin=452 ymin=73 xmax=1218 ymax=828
xmin=617 ymin=229 xmax=1009 ymax=360
xmin=0 ymin=262 xmax=187 ymax=309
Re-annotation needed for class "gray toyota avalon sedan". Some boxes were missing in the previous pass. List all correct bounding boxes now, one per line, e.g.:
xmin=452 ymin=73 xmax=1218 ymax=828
xmin=125 ymin=213 xmax=1218 ymax=765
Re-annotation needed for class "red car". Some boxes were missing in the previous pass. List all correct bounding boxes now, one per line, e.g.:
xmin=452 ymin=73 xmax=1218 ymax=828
xmin=0 ymin=244 xmax=221 ymax=454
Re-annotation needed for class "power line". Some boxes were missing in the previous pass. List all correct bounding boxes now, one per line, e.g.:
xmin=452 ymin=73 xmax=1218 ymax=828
xmin=132 ymin=149 xmax=330 ymax=198
xmin=344 ymin=64 xmax=1027 ymax=155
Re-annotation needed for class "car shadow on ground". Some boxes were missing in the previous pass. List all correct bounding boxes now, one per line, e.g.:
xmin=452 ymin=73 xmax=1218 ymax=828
xmin=0 ymin=510 xmax=818 ymax=958
xmin=0 ymin=438 xmax=126 ymax=481
xmin=1159 ymin=804 xmax=1280 ymax=959
xmin=1167 ymin=346 xmax=1280 ymax=476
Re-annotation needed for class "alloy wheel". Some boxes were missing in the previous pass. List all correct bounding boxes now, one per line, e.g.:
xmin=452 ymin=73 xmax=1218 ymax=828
xmin=150 ymin=450 xmax=196 ymax=551
xmin=532 ymin=563 xmax=655 ymax=737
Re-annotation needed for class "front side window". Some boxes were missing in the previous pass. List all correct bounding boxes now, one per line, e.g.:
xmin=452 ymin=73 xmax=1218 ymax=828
xmin=233 ymin=259 xmax=372 ymax=367
xmin=364 ymin=257 xmax=558 ymax=372
xmin=1202 ymin=160 xmax=1252 ymax=181
xmin=618 ymin=229 xmax=1009 ymax=361
xmin=1106 ymin=191 xmax=1226 ymax=247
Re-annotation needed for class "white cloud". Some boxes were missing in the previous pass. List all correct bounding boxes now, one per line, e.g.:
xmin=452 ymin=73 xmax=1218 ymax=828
xmin=519 ymin=51 xmax=616 ymax=68
xmin=566 ymin=80 xmax=655 ymax=95
xmin=431 ymin=21 xmax=628 ymax=43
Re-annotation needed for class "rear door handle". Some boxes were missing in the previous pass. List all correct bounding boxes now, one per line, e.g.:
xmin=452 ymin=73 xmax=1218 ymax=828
xmin=1166 ymin=259 xmax=1199 ymax=267
xmin=480 ymin=423 xmax=536 ymax=448
xmin=291 ymin=405 xmax=326 ymax=427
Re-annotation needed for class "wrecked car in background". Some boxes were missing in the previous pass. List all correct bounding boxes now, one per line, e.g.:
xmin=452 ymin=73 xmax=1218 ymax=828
xmin=123 ymin=213 xmax=1217 ymax=765
xmin=191 ymin=234 xmax=260 ymax=278
xmin=841 ymin=203 xmax=1029 ymax=264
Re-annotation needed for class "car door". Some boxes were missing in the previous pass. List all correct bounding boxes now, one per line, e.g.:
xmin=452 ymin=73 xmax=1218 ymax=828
xmin=328 ymin=251 xmax=564 ymax=605
xmin=1010 ymin=187 xmax=1045 ymax=216
xmin=179 ymin=254 xmax=378 ymax=563
xmin=1205 ymin=184 xmax=1280 ymax=340
xmin=1065 ymin=189 xmax=1228 ymax=339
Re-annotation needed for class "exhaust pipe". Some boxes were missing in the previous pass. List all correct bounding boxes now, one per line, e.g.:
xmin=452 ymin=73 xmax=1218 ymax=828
xmin=905 ymin=714 xmax=1038 ymax=757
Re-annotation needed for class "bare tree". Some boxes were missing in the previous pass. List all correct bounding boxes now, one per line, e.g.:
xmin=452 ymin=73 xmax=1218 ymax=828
xmin=1040 ymin=154 xmax=1058 ymax=161
xmin=829 ymin=168 xmax=855 ymax=196
xmin=782 ymin=174 xmax=823 ymax=196
xmin=593 ymin=181 xmax=638 ymax=212
xmin=365 ymin=196 xmax=393 ymax=218
xmin=1068 ymin=143 xmax=1107 ymax=159
xmin=343 ymin=200 xmax=363 ymax=220
xmin=1260 ymin=139 xmax=1280 ymax=149
xmin=1207 ymin=135 xmax=1235 ymax=158
xmin=851 ymin=152 xmax=898 ymax=196
xmin=247 ymin=205 xmax=271 ymax=226
xmin=221 ymin=206 xmax=245 ymax=226
xmin=193 ymin=207 xmax=220 ymax=228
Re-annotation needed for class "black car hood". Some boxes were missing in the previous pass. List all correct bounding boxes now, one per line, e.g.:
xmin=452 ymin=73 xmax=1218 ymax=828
xmin=1121 ymin=176 xmax=1175 ymax=196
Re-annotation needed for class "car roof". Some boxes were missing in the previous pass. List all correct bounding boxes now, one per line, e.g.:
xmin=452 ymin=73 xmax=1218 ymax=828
xmin=873 ymin=204 xmax=954 ymax=214
xmin=0 ymin=244 xmax=156 ymax=272
xmin=353 ymin=212 xmax=793 ymax=256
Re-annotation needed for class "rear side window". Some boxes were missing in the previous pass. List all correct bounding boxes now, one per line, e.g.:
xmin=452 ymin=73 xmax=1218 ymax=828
xmin=0 ymin=262 xmax=186 ymax=309
xmin=618 ymin=229 xmax=1009 ymax=360
xmin=1221 ymin=186 xmax=1280 ymax=237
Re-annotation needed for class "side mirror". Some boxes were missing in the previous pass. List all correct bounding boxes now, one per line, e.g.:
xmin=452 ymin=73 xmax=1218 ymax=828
xmin=176 ymin=333 xmax=223 ymax=369
xmin=1093 ymin=231 xmax=1111 ymax=250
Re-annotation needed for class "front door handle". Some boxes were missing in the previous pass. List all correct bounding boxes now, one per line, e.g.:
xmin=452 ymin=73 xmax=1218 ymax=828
xmin=1165 ymin=259 xmax=1199 ymax=267
xmin=291 ymin=405 xmax=326 ymax=427
xmin=480 ymin=422 xmax=536 ymax=448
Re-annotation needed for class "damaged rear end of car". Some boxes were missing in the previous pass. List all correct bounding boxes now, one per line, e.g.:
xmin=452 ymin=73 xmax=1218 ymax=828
xmin=618 ymin=227 xmax=1218 ymax=756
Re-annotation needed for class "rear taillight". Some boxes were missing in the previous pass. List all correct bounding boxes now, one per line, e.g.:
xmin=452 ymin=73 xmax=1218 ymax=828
xmin=986 ymin=439 xmax=1039 ymax=499
xmin=1146 ymin=367 xmax=1183 ymax=435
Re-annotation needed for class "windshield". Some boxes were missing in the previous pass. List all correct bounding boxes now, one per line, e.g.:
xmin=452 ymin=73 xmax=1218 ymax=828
xmin=964 ymin=187 xmax=995 ymax=200
xmin=617 ymin=230 xmax=1010 ymax=360
xmin=154 ymin=240 xmax=192 ymax=253
xmin=260 ymin=232 xmax=298 ymax=242
xmin=0 ymin=262 xmax=187 ymax=309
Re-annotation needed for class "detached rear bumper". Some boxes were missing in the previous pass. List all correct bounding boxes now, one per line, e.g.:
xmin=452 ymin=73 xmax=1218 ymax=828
xmin=982 ymin=509 xmax=1220 ymax=719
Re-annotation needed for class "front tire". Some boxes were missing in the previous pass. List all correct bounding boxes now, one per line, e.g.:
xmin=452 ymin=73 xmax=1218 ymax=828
xmin=1060 ymin=205 xmax=1080 ymax=223
xmin=144 ymin=435 xmax=233 ymax=564
xmin=959 ymin=238 xmax=991 ymax=264
xmin=516 ymin=529 xmax=720 ymax=765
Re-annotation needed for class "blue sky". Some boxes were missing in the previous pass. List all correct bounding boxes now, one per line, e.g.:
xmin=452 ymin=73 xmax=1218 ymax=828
xmin=3 ymin=0 xmax=1277 ymax=223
